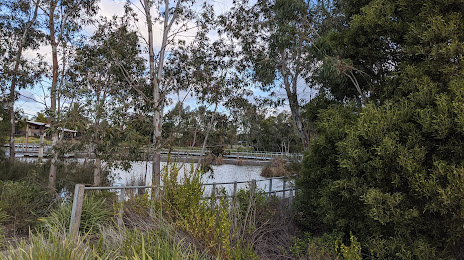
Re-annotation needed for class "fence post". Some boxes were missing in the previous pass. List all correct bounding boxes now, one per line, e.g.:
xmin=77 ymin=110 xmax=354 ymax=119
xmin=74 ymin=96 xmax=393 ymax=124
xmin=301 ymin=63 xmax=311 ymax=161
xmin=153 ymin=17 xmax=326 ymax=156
xmin=289 ymin=188 xmax=293 ymax=204
xmin=149 ymin=185 xmax=155 ymax=218
xmin=212 ymin=182 xmax=216 ymax=208
xmin=69 ymin=184 xmax=85 ymax=237
xmin=283 ymin=178 xmax=286 ymax=199
xmin=268 ymin=178 xmax=272 ymax=197
xmin=118 ymin=188 xmax=125 ymax=226
xmin=38 ymin=131 xmax=44 ymax=161
xmin=233 ymin=181 xmax=238 ymax=200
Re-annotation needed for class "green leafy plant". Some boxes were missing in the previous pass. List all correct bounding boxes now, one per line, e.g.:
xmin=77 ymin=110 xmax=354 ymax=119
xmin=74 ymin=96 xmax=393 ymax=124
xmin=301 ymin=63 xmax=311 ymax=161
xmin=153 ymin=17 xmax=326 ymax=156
xmin=0 ymin=207 xmax=7 ymax=248
xmin=95 ymin=225 xmax=205 ymax=260
xmin=0 ymin=180 xmax=52 ymax=235
xmin=0 ymin=225 xmax=93 ymax=260
xmin=161 ymin=162 xmax=233 ymax=258
xmin=288 ymin=233 xmax=339 ymax=260
xmin=39 ymin=193 xmax=113 ymax=235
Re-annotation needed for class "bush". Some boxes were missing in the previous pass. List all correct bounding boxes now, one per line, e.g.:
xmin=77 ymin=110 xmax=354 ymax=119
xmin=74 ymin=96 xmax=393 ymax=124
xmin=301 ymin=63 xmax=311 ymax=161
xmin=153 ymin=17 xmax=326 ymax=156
xmin=0 ymin=180 xmax=52 ymax=235
xmin=96 ymin=224 xmax=205 ymax=259
xmin=231 ymin=187 xmax=302 ymax=259
xmin=40 ymin=193 xmax=113 ymax=235
xmin=288 ymin=233 xmax=339 ymax=260
xmin=0 ymin=207 xmax=7 ymax=248
xmin=0 ymin=160 xmax=110 ymax=194
xmin=161 ymin=162 xmax=233 ymax=258
xmin=297 ymin=91 xmax=464 ymax=258
xmin=261 ymin=158 xmax=290 ymax=177
xmin=1 ymin=224 xmax=93 ymax=260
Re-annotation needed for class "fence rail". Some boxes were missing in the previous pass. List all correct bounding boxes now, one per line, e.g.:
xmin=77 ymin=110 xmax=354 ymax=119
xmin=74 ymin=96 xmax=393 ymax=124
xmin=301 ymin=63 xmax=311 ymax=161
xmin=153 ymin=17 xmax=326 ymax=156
xmin=9 ymin=144 xmax=304 ymax=161
xmin=69 ymin=176 xmax=297 ymax=237
xmin=162 ymin=149 xmax=303 ymax=161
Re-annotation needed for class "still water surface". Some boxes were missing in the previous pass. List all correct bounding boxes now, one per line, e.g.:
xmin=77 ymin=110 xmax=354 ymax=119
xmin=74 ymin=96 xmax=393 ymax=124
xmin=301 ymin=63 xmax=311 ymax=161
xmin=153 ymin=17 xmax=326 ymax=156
xmin=112 ymin=161 xmax=288 ymax=195
xmin=18 ymin=158 xmax=290 ymax=196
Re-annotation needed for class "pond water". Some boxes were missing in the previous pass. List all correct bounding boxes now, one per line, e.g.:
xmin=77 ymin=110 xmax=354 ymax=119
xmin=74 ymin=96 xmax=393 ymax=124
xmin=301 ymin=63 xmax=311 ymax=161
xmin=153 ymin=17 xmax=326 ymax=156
xmin=112 ymin=161 xmax=292 ymax=196
xmin=17 ymin=158 xmax=293 ymax=196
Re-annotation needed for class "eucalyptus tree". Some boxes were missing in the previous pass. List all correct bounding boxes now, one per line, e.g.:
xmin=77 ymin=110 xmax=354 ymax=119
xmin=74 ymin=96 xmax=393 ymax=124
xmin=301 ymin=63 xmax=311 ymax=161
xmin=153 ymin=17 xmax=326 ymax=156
xmin=220 ymin=0 xmax=319 ymax=151
xmin=1 ymin=0 xmax=44 ymax=161
xmin=39 ymin=0 xmax=99 ymax=192
xmin=67 ymin=15 xmax=146 ymax=186
xmin=127 ymin=0 xmax=217 ymax=193
xmin=166 ymin=25 xmax=251 ymax=167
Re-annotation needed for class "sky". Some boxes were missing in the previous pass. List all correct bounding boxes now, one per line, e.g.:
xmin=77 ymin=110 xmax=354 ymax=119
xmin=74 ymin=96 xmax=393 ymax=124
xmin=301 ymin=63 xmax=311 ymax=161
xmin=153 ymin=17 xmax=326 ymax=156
xmin=18 ymin=0 xmax=235 ymax=118
xmin=15 ymin=0 xmax=316 ymax=119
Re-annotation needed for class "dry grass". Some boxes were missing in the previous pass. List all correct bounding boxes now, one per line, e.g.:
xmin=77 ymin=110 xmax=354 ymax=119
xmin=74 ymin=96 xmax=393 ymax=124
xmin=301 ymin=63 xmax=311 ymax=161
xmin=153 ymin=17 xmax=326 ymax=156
xmin=215 ymin=155 xmax=224 ymax=165
xmin=261 ymin=158 xmax=290 ymax=177
xmin=236 ymin=158 xmax=244 ymax=166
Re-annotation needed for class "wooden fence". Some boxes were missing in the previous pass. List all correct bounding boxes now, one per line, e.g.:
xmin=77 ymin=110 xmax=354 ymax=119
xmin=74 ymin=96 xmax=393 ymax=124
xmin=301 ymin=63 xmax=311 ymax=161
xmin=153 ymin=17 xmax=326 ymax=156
xmin=163 ymin=149 xmax=303 ymax=161
xmin=69 ymin=176 xmax=297 ymax=237
xmin=10 ymin=143 xmax=303 ymax=161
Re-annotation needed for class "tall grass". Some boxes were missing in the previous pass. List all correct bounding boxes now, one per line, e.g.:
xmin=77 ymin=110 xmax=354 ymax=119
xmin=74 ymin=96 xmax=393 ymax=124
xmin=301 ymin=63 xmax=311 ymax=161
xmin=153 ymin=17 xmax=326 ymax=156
xmin=0 ymin=160 xmax=343 ymax=259
xmin=39 ymin=193 xmax=113 ymax=235
xmin=96 ymin=221 xmax=206 ymax=259
xmin=0 ymin=225 xmax=93 ymax=260
xmin=0 ymin=207 xmax=7 ymax=248
xmin=1 ymin=207 xmax=206 ymax=260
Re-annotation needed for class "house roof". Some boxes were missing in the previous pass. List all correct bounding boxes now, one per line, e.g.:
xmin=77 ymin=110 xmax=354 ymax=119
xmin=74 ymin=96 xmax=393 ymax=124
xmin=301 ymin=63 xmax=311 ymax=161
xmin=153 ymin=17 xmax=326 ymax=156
xmin=26 ymin=120 xmax=77 ymax=133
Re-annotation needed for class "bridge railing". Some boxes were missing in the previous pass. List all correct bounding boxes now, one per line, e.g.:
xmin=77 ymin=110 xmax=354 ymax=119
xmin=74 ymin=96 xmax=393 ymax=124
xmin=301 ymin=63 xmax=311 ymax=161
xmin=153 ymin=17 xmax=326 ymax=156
xmin=10 ymin=144 xmax=304 ymax=161
xmin=10 ymin=143 xmax=51 ymax=153
xmin=160 ymin=149 xmax=303 ymax=161
xmin=69 ymin=175 xmax=297 ymax=236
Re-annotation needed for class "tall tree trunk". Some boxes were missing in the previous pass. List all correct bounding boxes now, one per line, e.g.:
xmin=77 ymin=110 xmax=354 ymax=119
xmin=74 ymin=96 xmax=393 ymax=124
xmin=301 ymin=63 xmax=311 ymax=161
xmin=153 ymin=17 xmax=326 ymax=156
xmin=93 ymin=87 xmax=105 ymax=186
xmin=195 ymin=103 xmax=218 ymax=173
xmin=48 ymin=0 xmax=58 ymax=194
xmin=143 ymin=0 xmax=158 ymax=195
xmin=143 ymin=0 xmax=179 ymax=197
xmin=8 ymin=0 xmax=40 ymax=162
xmin=282 ymin=71 xmax=310 ymax=151
xmin=8 ymin=93 xmax=15 ymax=162
xmin=280 ymin=51 xmax=310 ymax=151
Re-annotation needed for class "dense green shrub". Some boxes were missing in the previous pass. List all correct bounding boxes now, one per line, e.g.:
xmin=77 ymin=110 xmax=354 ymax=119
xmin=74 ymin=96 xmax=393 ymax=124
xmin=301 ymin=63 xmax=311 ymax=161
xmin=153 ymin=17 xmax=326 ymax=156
xmin=297 ymin=93 xmax=464 ymax=258
xmin=295 ymin=104 xmax=358 ymax=234
xmin=0 ymin=160 xmax=110 ymax=193
xmin=0 ymin=180 xmax=52 ymax=235
xmin=161 ymin=162 xmax=233 ymax=258
xmin=288 ymin=232 xmax=362 ymax=260
xmin=40 ymin=193 xmax=113 ymax=235
xmin=0 ymin=207 xmax=7 ymax=248
xmin=296 ymin=0 xmax=464 ymax=258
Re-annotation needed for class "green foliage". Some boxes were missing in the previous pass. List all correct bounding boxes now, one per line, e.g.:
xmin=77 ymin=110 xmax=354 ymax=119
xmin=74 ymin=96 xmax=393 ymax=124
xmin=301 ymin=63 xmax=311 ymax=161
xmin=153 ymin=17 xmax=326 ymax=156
xmin=298 ymin=97 xmax=464 ymax=258
xmin=288 ymin=233 xmax=340 ymax=260
xmin=0 ymin=160 xmax=110 ymax=193
xmin=96 ymin=225 xmax=205 ymax=260
xmin=234 ymin=186 xmax=269 ymax=216
xmin=0 ymin=180 xmax=52 ymax=235
xmin=297 ymin=0 xmax=464 ymax=258
xmin=0 ymin=225 xmax=93 ymax=260
xmin=34 ymin=112 xmax=48 ymax=123
xmin=40 ymin=193 xmax=113 ymax=235
xmin=0 ymin=207 xmax=7 ymax=248
xmin=337 ymin=233 xmax=362 ymax=260
xmin=161 ymin=162 xmax=233 ymax=258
